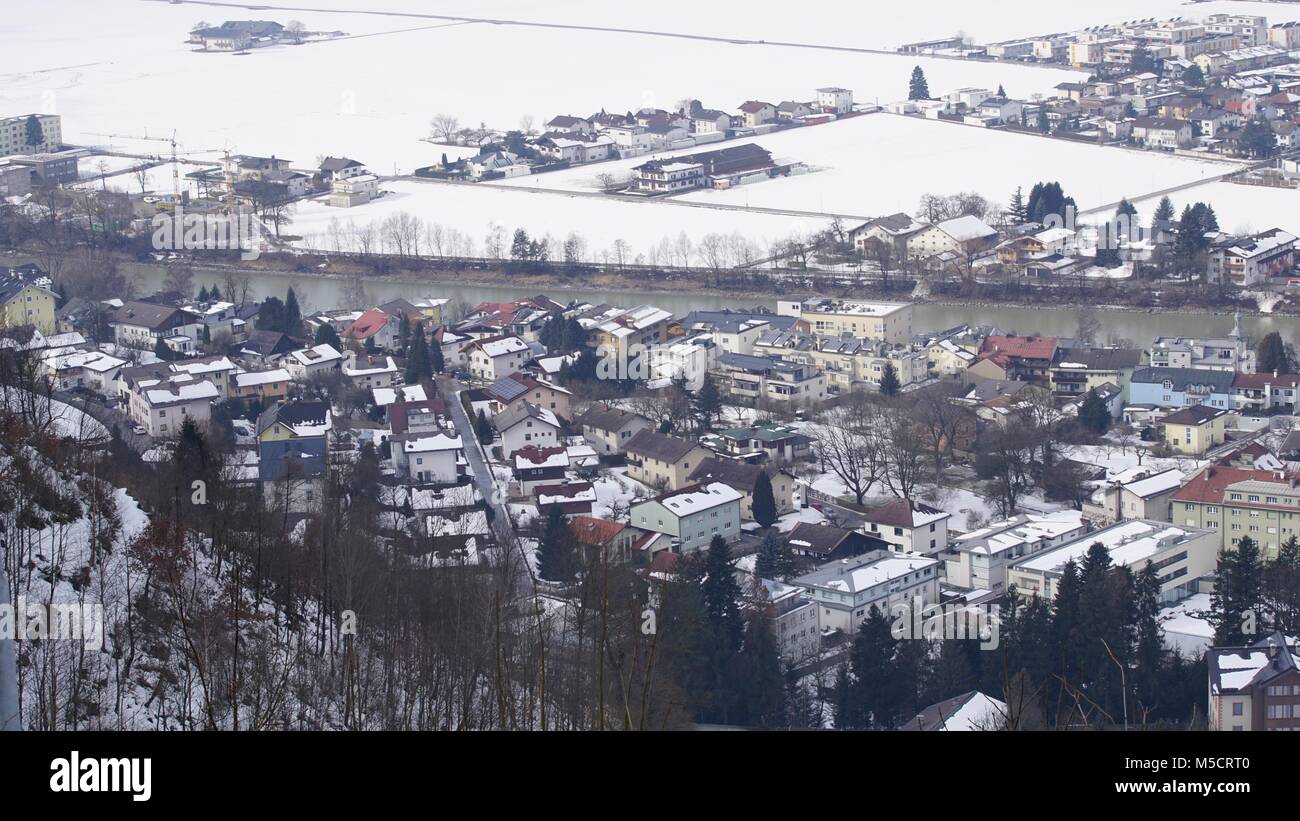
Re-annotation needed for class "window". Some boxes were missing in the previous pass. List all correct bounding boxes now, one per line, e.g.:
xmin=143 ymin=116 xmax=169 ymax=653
xmin=1233 ymin=702 xmax=1244 ymax=716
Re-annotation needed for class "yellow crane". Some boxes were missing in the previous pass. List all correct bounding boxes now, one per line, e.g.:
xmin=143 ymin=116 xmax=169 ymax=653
xmin=84 ymin=128 xmax=225 ymax=206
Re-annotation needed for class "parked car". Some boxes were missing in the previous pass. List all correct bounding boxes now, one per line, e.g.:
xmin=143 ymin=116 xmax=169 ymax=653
xmin=132 ymin=425 xmax=147 ymax=436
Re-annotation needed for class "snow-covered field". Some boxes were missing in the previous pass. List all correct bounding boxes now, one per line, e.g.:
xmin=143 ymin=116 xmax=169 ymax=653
xmin=3 ymin=0 xmax=1086 ymax=176
xmin=1129 ymin=181 xmax=1300 ymax=238
xmin=291 ymin=179 xmax=832 ymax=259
xmin=506 ymin=114 xmax=1234 ymax=216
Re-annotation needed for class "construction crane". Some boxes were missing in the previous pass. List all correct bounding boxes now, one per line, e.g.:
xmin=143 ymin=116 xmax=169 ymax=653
xmin=83 ymin=129 xmax=197 ymax=205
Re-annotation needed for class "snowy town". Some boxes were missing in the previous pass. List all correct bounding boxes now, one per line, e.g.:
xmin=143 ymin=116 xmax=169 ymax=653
xmin=2 ymin=1 xmax=1300 ymax=754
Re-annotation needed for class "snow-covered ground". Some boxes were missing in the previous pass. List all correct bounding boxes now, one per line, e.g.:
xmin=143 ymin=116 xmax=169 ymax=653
xmin=290 ymin=179 xmax=832 ymax=260
xmin=506 ymin=114 xmax=1233 ymax=217
xmin=1129 ymin=181 xmax=1300 ymax=239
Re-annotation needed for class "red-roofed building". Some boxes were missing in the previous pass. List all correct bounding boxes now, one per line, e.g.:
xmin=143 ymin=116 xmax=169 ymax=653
xmin=976 ymin=335 xmax=1059 ymax=386
xmin=512 ymin=446 xmax=569 ymax=493
xmin=861 ymin=498 xmax=951 ymax=555
xmin=569 ymin=515 xmax=635 ymax=560
xmin=1170 ymin=464 xmax=1300 ymax=559
xmin=534 ymin=481 xmax=595 ymax=518
xmin=388 ymin=397 xmax=448 ymax=435
xmin=1231 ymin=371 xmax=1300 ymax=413
xmin=344 ymin=309 xmax=400 ymax=350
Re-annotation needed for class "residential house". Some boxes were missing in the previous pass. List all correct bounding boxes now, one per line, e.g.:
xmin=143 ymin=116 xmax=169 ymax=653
xmin=484 ymin=371 xmax=572 ymax=420
xmin=1150 ymin=334 xmax=1251 ymax=372
xmin=575 ymin=406 xmax=652 ymax=455
xmin=129 ymin=377 xmax=219 ymax=438
xmin=1129 ymin=367 xmax=1235 ymax=410
xmin=1208 ymin=632 xmax=1300 ymax=731
xmin=285 ymin=343 xmax=344 ymax=381
xmin=1233 ymin=371 xmax=1300 ymax=413
xmin=710 ymin=352 xmax=827 ymax=406
xmin=784 ymin=523 xmax=886 ymax=563
xmin=707 ymin=420 xmax=812 ymax=463
xmin=1171 ymin=463 xmax=1300 ymax=559
xmin=1007 ymin=519 xmax=1217 ymax=604
xmin=746 ymin=577 xmax=821 ymax=662
xmin=495 ymin=401 xmax=561 ymax=455
xmin=1132 ymin=116 xmax=1194 ymax=149
xmin=976 ymin=335 xmax=1059 ymax=387
xmin=850 ymin=213 xmax=931 ymax=258
xmin=942 ymin=511 xmax=1088 ymax=595
xmin=908 ymin=216 xmax=999 ymax=261
xmin=342 ymin=353 xmax=398 ymax=390
xmin=1050 ymin=346 xmax=1145 ymax=400
xmin=687 ymin=457 xmax=796 ymax=521
xmin=232 ymin=368 xmax=291 ymax=402
xmin=792 ymin=553 xmax=940 ymax=636
xmin=629 ymin=482 xmax=744 ymax=553
xmin=512 ymin=446 xmax=569 ymax=494
xmin=344 ymin=309 xmax=401 ymax=351
xmin=534 ymin=481 xmax=596 ymax=518
xmin=625 ymin=430 xmax=711 ymax=491
xmin=1085 ymin=467 xmax=1185 ymax=524
xmin=465 ymin=334 xmax=531 ymax=381
xmin=108 ymin=300 xmax=202 ymax=353
xmin=1208 ymin=229 xmax=1296 ymax=287
xmin=256 ymin=400 xmax=332 ymax=482
xmin=861 ymin=498 xmax=951 ymax=555
xmin=395 ymin=432 xmax=464 ymax=484
xmin=0 ymin=268 xmax=57 ymax=334
xmin=777 ymin=298 xmax=914 ymax=344
xmin=1161 ymin=405 xmax=1229 ymax=455
xmin=737 ymin=100 xmax=777 ymax=127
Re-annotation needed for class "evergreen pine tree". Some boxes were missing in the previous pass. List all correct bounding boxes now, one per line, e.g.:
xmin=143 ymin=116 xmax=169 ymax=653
xmin=846 ymin=606 xmax=904 ymax=728
xmin=209 ymin=284 xmax=221 ymax=301
xmin=1133 ymin=563 xmax=1165 ymax=714
xmin=197 ymin=285 xmax=210 ymax=302
xmin=701 ymin=535 xmax=744 ymax=653
xmin=24 ymin=114 xmax=43 ymax=147
xmin=1077 ymin=389 xmax=1111 ymax=434
xmin=751 ymin=471 xmax=778 ymax=528
xmin=1212 ymin=536 xmax=1265 ymax=645
xmin=1008 ymin=186 xmax=1027 ymax=224
xmin=1151 ymin=196 xmax=1176 ymax=243
xmin=1265 ymin=535 xmax=1300 ymax=636
xmin=430 ymin=337 xmax=445 ymax=373
xmin=908 ymin=66 xmax=931 ymax=100
xmin=1255 ymin=332 xmax=1291 ymax=374
xmin=693 ymin=374 xmax=724 ymax=431
xmin=536 ymin=506 xmax=578 ymax=582
xmin=153 ymin=336 xmax=172 ymax=362
xmin=405 ymin=320 xmax=430 ymax=383
xmin=879 ymin=362 xmax=901 ymax=397
xmin=754 ymin=528 xmax=784 ymax=578
xmin=475 ymin=408 xmax=494 ymax=443
xmin=733 ymin=601 xmax=788 ymax=728
xmin=314 ymin=323 xmax=342 ymax=350
xmin=283 ymin=288 xmax=303 ymax=336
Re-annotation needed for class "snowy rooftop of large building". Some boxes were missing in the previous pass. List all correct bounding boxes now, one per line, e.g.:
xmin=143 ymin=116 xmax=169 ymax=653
xmin=795 ymin=554 xmax=938 ymax=595
xmin=1014 ymin=519 xmax=1205 ymax=575
xmin=955 ymin=510 xmax=1086 ymax=556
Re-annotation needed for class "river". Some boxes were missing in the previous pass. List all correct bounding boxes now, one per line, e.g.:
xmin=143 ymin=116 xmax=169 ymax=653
xmin=122 ymin=261 xmax=1300 ymax=343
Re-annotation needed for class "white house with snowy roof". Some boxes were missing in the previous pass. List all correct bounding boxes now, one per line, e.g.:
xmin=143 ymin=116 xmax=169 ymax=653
xmin=792 ymin=553 xmax=940 ymax=636
xmin=466 ymin=333 xmax=531 ymax=381
xmin=285 ymin=343 xmax=343 ymax=381
xmin=394 ymin=431 xmax=464 ymax=484
xmin=1084 ymin=467 xmax=1185 ymax=524
xmin=943 ymin=510 xmax=1087 ymax=595
xmin=128 ymin=375 xmax=220 ymax=438
xmin=908 ymin=215 xmax=999 ymax=260
xmin=630 ymin=482 xmax=743 ymax=553
xmin=861 ymin=497 xmax=951 ymax=555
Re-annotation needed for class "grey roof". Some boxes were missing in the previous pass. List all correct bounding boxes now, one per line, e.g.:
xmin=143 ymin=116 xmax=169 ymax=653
xmin=681 ymin=309 xmax=800 ymax=334
xmin=494 ymin=400 xmax=556 ymax=433
xmin=905 ymin=691 xmax=1006 ymax=731
xmin=687 ymin=456 xmax=785 ymax=491
xmin=1208 ymin=632 xmax=1298 ymax=694
xmin=319 ymin=156 xmax=363 ymax=172
xmin=256 ymin=400 xmax=329 ymax=437
xmin=485 ymin=373 xmax=533 ymax=404
xmin=1131 ymin=367 xmax=1234 ymax=393
xmin=625 ymin=429 xmax=701 ymax=463
xmin=966 ymin=379 xmax=1037 ymax=402
xmin=241 ymin=329 xmax=293 ymax=357
xmin=577 ymin=405 xmax=648 ymax=433
xmin=1055 ymin=347 xmax=1143 ymax=370
xmin=109 ymin=300 xmax=188 ymax=330
xmin=784 ymin=523 xmax=886 ymax=559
